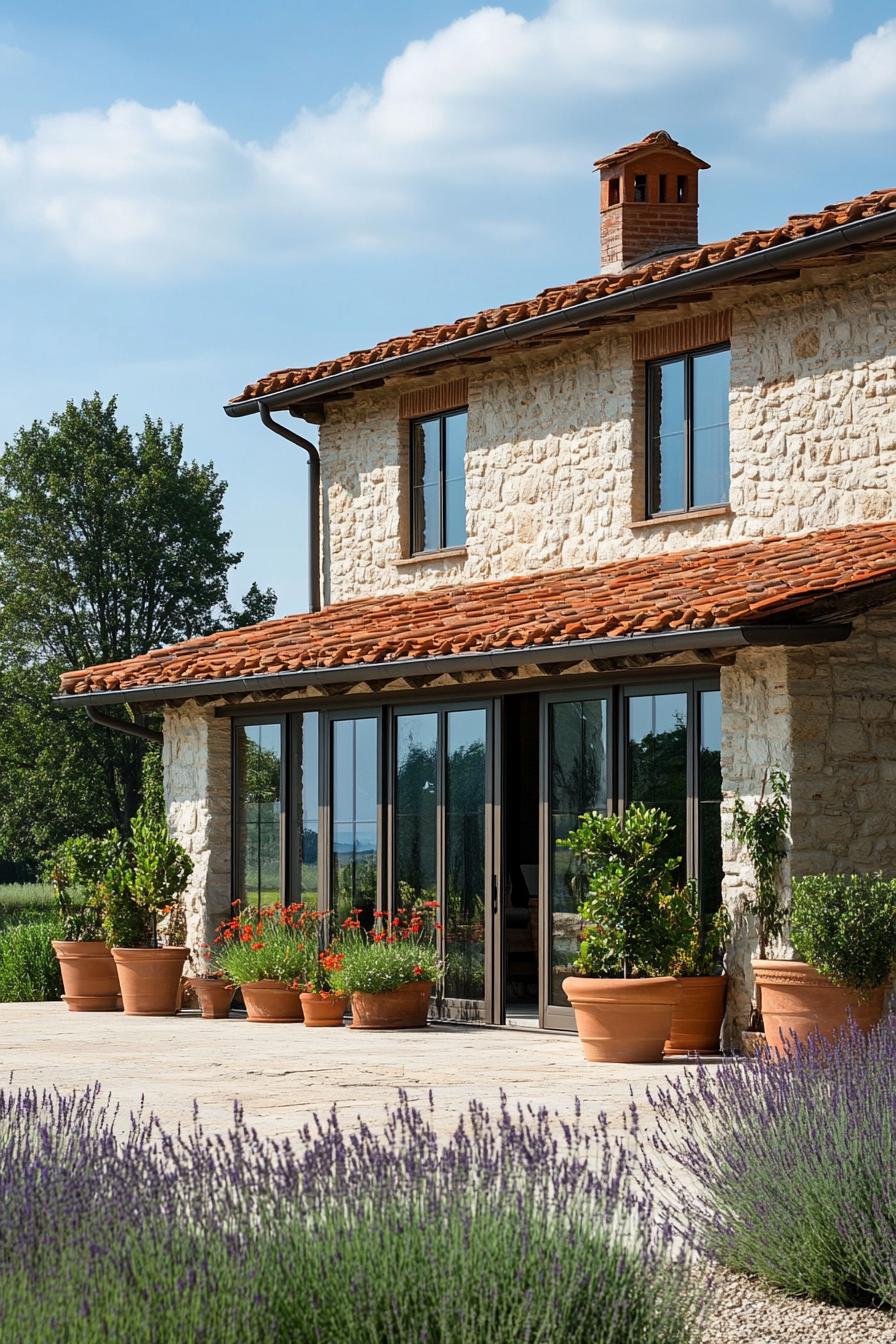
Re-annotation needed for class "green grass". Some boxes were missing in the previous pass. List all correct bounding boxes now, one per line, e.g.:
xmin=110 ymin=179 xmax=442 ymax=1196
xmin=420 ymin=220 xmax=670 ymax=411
xmin=0 ymin=883 xmax=55 ymax=927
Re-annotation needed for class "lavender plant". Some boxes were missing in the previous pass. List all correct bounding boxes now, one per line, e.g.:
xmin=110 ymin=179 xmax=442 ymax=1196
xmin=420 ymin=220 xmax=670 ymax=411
xmin=643 ymin=1016 xmax=896 ymax=1308
xmin=0 ymin=1084 xmax=701 ymax=1343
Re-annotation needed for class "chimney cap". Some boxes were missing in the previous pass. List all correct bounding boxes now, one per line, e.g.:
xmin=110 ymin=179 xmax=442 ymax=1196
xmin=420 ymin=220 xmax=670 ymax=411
xmin=594 ymin=129 xmax=710 ymax=174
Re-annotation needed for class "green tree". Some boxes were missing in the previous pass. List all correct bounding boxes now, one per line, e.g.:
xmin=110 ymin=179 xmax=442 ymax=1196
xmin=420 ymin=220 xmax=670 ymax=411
xmin=0 ymin=394 xmax=276 ymax=862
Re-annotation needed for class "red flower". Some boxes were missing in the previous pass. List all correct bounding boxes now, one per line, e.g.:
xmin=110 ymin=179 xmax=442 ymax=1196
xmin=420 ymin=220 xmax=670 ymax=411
xmin=413 ymin=965 xmax=423 ymax=978
xmin=251 ymin=942 xmax=263 ymax=951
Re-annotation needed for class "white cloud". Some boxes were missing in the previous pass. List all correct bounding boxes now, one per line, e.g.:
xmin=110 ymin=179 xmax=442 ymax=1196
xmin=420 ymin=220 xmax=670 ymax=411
xmin=0 ymin=0 xmax=749 ymax=277
xmin=766 ymin=19 xmax=896 ymax=133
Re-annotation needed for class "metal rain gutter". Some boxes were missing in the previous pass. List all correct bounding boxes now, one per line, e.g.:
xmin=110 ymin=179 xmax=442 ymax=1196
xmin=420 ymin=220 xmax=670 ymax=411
xmin=85 ymin=703 xmax=163 ymax=745
xmin=55 ymin=621 xmax=852 ymax=710
xmin=256 ymin=404 xmax=322 ymax=612
xmin=222 ymin=210 xmax=896 ymax=419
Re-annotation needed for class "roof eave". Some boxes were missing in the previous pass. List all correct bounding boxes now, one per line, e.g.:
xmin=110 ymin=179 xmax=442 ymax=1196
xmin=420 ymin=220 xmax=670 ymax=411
xmin=223 ymin=207 xmax=896 ymax=419
xmin=53 ymin=621 xmax=852 ymax=709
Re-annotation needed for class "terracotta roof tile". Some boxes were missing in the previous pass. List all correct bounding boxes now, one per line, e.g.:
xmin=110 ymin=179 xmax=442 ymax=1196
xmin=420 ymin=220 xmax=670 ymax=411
xmin=230 ymin=189 xmax=896 ymax=406
xmin=59 ymin=522 xmax=896 ymax=697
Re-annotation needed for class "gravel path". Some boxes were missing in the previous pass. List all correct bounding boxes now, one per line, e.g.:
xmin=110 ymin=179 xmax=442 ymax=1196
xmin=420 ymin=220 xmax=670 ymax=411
xmin=702 ymin=1267 xmax=896 ymax=1344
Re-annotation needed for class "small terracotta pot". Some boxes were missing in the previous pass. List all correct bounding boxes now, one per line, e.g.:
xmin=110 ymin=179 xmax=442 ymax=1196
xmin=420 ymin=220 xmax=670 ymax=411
xmin=186 ymin=976 xmax=235 ymax=1020
xmin=111 ymin=947 xmax=189 ymax=1016
xmin=300 ymin=991 xmax=349 ymax=1027
xmin=753 ymin=959 xmax=887 ymax=1057
xmin=562 ymin=975 xmax=679 ymax=1063
xmin=664 ymin=975 xmax=727 ymax=1055
xmin=350 ymin=980 xmax=433 ymax=1029
xmin=241 ymin=980 xmax=304 ymax=1022
xmin=52 ymin=941 xmax=121 ymax=1012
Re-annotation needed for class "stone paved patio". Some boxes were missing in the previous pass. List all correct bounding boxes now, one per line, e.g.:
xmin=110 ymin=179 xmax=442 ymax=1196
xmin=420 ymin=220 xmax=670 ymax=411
xmin=0 ymin=1002 xmax=709 ymax=1138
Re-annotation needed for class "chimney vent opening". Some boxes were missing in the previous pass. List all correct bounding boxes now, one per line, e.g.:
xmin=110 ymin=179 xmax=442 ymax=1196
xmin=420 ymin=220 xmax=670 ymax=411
xmin=633 ymin=173 xmax=647 ymax=203
xmin=676 ymin=174 xmax=688 ymax=203
xmin=658 ymin=174 xmax=668 ymax=203
xmin=608 ymin=176 xmax=620 ymax=206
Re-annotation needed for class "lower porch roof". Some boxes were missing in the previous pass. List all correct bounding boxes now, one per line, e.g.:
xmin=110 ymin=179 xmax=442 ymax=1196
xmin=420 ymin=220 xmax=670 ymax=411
xmin=56 ymin=521 xmax=896 ymax=707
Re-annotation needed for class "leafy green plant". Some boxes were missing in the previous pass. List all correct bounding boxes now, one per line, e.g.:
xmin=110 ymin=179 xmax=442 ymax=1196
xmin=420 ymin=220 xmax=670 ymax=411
xmin=729 ymin=768 xmax=790 ymax=961
xmin=790 ymin=873 xmax=896 ymax=991
xmin=561 ymin=805 xmax=692 ymax=978
xmin=45 ymin=834 xmax=117 ymax=941
xmin=213 ymin=904 xmax=317 ymax=986
xmin=671 ymin=890 xmax=732 ymax=978
xmin=330 ymin=903 xmax=443 ymax=995
xmin=0 ymin=917 xmax=63 ymax=1002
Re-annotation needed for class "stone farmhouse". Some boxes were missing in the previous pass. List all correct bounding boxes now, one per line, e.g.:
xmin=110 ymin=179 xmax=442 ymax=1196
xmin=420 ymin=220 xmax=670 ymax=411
xmin=58 ymin=131 xmax=896 ymax=1043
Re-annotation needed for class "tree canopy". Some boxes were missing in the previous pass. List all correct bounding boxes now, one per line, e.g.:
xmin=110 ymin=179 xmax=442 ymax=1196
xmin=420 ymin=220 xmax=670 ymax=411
xmin=0 ymin=393 xmax=276 ymax=867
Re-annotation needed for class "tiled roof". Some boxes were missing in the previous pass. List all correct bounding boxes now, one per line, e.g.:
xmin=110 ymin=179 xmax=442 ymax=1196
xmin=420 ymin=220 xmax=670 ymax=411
xmin=231 ymin=188 xmax=896 ymax=405
xmin=59 ymin=522 xmax=896 ymax=697
xmin=592 ymin=128 xmax=709 ymax=171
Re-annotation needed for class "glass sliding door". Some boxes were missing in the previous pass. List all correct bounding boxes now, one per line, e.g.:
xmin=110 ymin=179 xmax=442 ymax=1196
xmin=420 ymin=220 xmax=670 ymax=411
xmin=543 ymin=696 xmax=610 ymax=1026
xmin=392 ymin=704 xmax=491 ymax=1021
xmin=698 ymin=688 xmax=723 ymax=912
xmin=625 ymin=689 xmax=689 ymax=883
xmin=234 ymin=719 xmax=284 ymax=911
xmin=331 ymin=715 xmax=379 ymax=928
xmin=294 ymin=712 xmax=320 ymax=905
xmin=444 ymin=708 xmax=487 ymax=1007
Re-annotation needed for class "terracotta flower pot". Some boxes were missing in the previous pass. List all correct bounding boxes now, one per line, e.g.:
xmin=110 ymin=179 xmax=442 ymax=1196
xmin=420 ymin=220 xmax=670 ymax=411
xmin=753 ymin=959 xmax=887 ymax=1056
xmin=52 ymin=941 xmax=121 ymax=1012
xmin=186 ymin=976 xmax=235 ymax=1019
xmin=111 ymin=947 xmax=189 ymax=1016
xmin=664 ymin=975 xmax=727 ymax=1055
xmin=350 ymin=980 xmax=433 ymax=1029
xmin=300 ymin=991 xmax=349 ymax=1027
xmin=562 ymin=975 xmax=679 ymax=1063
xmin=241 ymin=980 xmax=304 ymax=1022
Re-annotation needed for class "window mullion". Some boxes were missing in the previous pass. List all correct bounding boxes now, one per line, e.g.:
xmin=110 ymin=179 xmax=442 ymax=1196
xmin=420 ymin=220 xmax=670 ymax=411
xmin=685 ymin=354 xmax=693 ymax=512
xmin=439 ymin=414 xmax=447 ymax=550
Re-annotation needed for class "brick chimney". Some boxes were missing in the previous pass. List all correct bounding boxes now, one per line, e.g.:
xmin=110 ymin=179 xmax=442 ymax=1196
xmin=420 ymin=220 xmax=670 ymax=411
xmin=595 ymin=130 xmax=709 ymax=273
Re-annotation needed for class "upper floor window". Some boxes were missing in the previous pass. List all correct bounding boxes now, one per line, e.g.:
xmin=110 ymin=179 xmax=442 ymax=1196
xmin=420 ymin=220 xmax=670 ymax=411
xmin=410 ymin=408 xmax=467 ymax=554
xmin=647 ymin=344 xmax=730 ymax=516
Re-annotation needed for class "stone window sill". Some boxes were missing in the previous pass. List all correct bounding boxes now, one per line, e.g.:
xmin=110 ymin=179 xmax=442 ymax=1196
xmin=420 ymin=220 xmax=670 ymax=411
xmin=629 ymin=505 xmax=732 ymax=530
xmin=395 ymin=545 xmax=468 ymax=567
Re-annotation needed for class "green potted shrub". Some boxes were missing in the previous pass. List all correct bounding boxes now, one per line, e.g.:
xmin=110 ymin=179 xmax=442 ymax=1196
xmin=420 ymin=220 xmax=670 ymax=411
xmin=213 ymin=903 xmax=316 ymax=1022
xmin=757 ymin=872 xmax=896 ymax=1054
xmin=104 ymin=800 xmax=193 ymax=1017
xmin=47 ymin=834 xmax=121 ymax=1012
xmin=560 ymin=804 xmax=691 ymax=1063
xmin=665 ymin=896 xmax=731 ymax=1055
xmin=329 ymin=902 xmax=442 ymax=1029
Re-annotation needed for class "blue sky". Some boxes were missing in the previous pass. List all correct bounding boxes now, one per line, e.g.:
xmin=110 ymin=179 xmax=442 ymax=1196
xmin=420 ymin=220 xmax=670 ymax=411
xmin=1 ymin=0 xmax=894 ymax=613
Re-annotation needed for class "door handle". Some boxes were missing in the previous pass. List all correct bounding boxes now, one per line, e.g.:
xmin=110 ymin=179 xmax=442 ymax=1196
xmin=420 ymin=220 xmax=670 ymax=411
xmin=491 ymin=874 xmax=499 ymax=917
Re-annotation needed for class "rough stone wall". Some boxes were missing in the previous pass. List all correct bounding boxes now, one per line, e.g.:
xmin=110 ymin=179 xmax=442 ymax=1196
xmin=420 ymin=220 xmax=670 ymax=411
xmin=319 ymin=261 xmax=896 ymax=604
xmin=720 ymin=604 xmax=896 ymax=1041
xmin=163 ymin=703 xmax=231 ymax=969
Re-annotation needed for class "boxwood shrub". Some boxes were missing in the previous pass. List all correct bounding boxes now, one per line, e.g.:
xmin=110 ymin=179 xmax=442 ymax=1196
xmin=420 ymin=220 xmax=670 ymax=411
xmin=790 ymin=872 xmax=896 ymax=990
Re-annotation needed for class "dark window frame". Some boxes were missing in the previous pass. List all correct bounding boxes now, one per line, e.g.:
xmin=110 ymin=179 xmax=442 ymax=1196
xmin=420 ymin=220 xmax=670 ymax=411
xmin=409 ymin=406 xmax=468 ymax=554
xmin=645 ymin=341 xmax=730 ymax=518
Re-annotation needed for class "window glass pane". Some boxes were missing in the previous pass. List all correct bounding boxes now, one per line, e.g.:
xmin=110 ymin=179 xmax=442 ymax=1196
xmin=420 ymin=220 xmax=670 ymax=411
xmin=444 ymin=474 xmax=466 ymax=549
xmin=331 ymin=717 xmax=379 ymax=928
xmin=412 ymin=417 xmax=441 ymax=487
xmin=626 ymin=692 xmax=688 ymax=883
xmin=297 ymin=713 xmax=319 ymax=903
xmin=692 ymin=347 xmax=730 ymax=508
xmin=698 ymin=689 xmax=723 ymax=913
xmin=444 ymin=709 xmax=487 ymax=1004
xmin=395 ymin=714 xmax=438 ymax=906
xmin=413 ymin=484 xmax=441 ymax=554
xmin=235 ymin=721 xmax=282 ymax=910
xmin=549 ymin=699 xmax=609 ymax=1006
xmin=648 ymin=359 xmax=686 ymax=514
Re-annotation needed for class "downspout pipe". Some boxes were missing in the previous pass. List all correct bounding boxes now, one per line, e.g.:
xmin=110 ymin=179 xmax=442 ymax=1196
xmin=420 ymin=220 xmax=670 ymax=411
xmin=85 ymin=703 xmax=163 ymax=746
xmin=257 ymin=403 xmax=321 ymax=612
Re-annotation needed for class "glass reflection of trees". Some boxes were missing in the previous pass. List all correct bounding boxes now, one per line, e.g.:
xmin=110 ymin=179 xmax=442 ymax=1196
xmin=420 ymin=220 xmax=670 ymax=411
xmin=444 ymin=719 xmax=486 ymax=1003
xmin=238 ymin=724 xmax=282 ymax=910
xmin=549 ymin=700 xmax=608 ymax=1005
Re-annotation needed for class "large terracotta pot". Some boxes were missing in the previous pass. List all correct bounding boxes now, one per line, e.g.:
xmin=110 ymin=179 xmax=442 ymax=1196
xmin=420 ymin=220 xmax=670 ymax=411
xmin=186 ymin=976 xmax=235 ymax=1020
xmin=301 ymin=991 xmax=349 ymax=1027
xmin=52 ymin=941 xmax=121 ymax=1012
xmin=753 ymin=959 xmax=887 ymax=1056
xmin=241 ymin=980 xmax=304 ymax=1022
xmin=350 ymin=980 xmax=432 ymax=1029
xmin=111 ymin=947 xmax=189 ymax=1016
xmin=562 ymin=975 xmax=679 ymax=1063
xmin=664 ymin=975 xmax=727 ymax=1055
